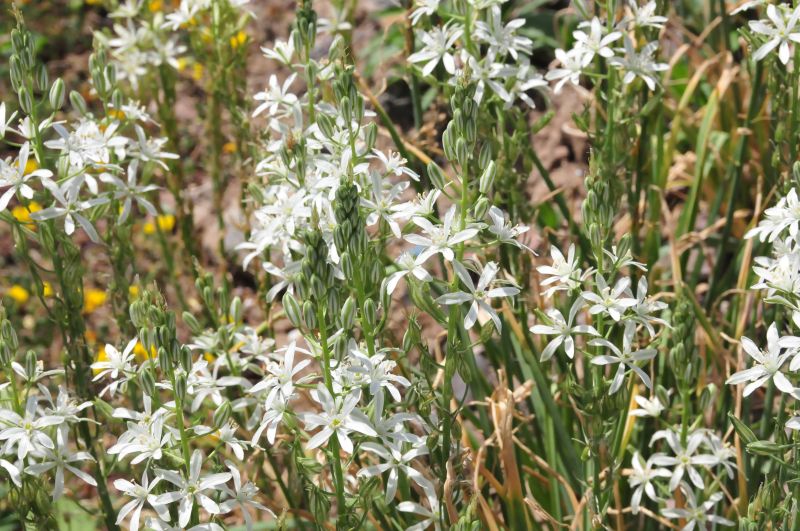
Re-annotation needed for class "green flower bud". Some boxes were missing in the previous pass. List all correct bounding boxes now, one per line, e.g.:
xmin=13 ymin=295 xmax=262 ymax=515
xmin=479 ymin=161 xmax=495 ymax=195
xmin=283 ymin=293 xmax=302 ymax=329
xmin=341 ymin=297 xmax=356 ymax=330
xmin=213 ymin=401 xmax=233 ymax=428
xmin=427 ymin=161 xmax=447 ymax=191
xmin=69 ymin=90 xmax=88 ymax=116
xmin=49 ymin=78 xmax=65 ymax=110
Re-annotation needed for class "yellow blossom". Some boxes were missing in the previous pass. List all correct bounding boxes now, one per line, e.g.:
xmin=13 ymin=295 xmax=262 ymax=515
xmin=230 ymin=31 xmax=248 ymax=49
xmin=12 ymin=201 xmax=41 ymax=225
xmin=143 ymin=214 xmax=176 ymax=235
xmin=148 ymin=0 xmax=163 ymax=11
xmin=93 ymin=346 xmax=108 ymax=375
xmin=129 ymin=285 xmax=140 ymax=299
xmin=222 ymin=142 xmax=237 ymax=154
xmin=133 ymin=342 xmax=156 ymax=362
xmin=83 ymin=289 xmax=107 ymax=314
xmin=7 ymin=285 xmax=29 ymax=305
xmin=42 ymin=282 xmax=54 ymax=298
xmin=192 ymin=63 xmax=204 ymax=81
xmin=108 ymin=109 xmax=126 ymax=121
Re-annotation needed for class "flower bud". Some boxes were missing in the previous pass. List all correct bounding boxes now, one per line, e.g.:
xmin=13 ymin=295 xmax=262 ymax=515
xmin=139 ymin=369 xmax=156 ymax=397
xmin=427 ymin=161 xmax=446 ymax=191
xmin=341 ymin=297 xmax=356 ymax=330
xmin=473 ymin=196 xmax=489 ymax=220
xmin=302 ymin=300 xmax=317 ymax=330
xmin=174 ymin=373 xmax=187 ymax=401
xmin=69 ymin=90 xmax=88 ymax=116
xmin=230 ymin=297 xmax=243 ymax=325
xmin=283 ymin=293 xmax=302 ymax=329
xmin=478 ymin=161 xmax=496 ymax=195
xmin=214 ymin=401 xmax=233 ymax=428
xmin=362 ymin=298 xmax=377 ymax=330
xmin=18 ymin=87 xmax=33 ymax=115
xmin=25 ymin=350 xmax=37 ymax=380
xmin=49 ymin=78 xmax=65 ymax=110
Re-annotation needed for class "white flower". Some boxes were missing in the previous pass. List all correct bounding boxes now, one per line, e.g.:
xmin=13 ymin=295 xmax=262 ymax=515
xmin=370 ymin=149 xmax=419 ymax=181
xmin=251 ymin=392 xmax=290 ymax=445
xmin=32 ymin=175 xmax=107 ymax=243
xmin=0 ymin=101 xmax=18 ymax=139
xmin=437 ymin=260 xmax=520 ymax=331
xmin=662 ymin=490 xmax=733 ymax=530
xmin=629 ymin=394 xmax=665 ymax=417
xmin=249 ymin=341 xmax=311 ymax=406
xmin=546 ymin=48 xmax=588 ymax=94
xmin=405 ymin=206 xmax=479 ymax=263
xmin=108 ymin=415 xmax=171 ymax=464
xmin=253 ymin=74 xmax=298 ymax=118
xmin=347 ymin=347 xmax=411 ymax=412
xmin=726 ymin=323 xmax=798 ymax=396
xmin=358 ymin=440 xmax=434 ymax=504
xmin=261 ymin=33 xmax=295 ymax=65
xmin=749 ymin=4 xmax=800 ymax=64
xmin=302 ymin=386 xmax=377 ymax=453
xmin=609 ymin=38 xmax=668 ymax=91
xmin=582 ymin=275 xmax=638 ymax=322
xmin=530 ymin=297 xmax=599 ymax=361
xmin=91 ymin=338 xmax=138 ymax=396
xmin=0 ymin=142 xmax=52 ymax=211
xmin=99 ymin=159 xmax=159 ymax=222
xmin=410 ymin=0 xmax=440 ymax=26
xmin=115 ymin=473 xmax=169 ymax=531
xmin=746 ymin=188 xmax=800 ymax=242
xmin=537 ymin=244 xmax=592 ymax=297
xmin=589 ymin=322 xmax=657 ymax=393
xmin=397 ymin=496 xmax=441 ymax=531
xmin=573 ymin=17 xmax=621 ymax=61
xmin=219 ymin=461 xmax=274 ymax=530
xmin=650 ymin=430 xmax=718 ymax=491
xmin=628 ymin=452 xmax=670 ymax=515
xmin=154 ymin=450 xmax=232 ymax=528
xmin=408 ymin=23 xmax=463 ymax=76
xmin=130 ymin=125 xmax=179 ymax=170
xmin=0 ymin=396 xmax=61 ymax=460
xmin=25 ymin=427 xmax=97 ymax=500
xmin=474 ymin=6 xmax=532 ymax=60
xmin=362 ymin=170 xmax=408 ymax=238
xmin=486 ymin=206 xmax=532 ymax=252
xmin=386 ymin=252 xmax=432 ymax=295
xmin=624 ymin=0 xmax=668 ymax=30
xmin=628 ymin=276 xmax=668 ymax=336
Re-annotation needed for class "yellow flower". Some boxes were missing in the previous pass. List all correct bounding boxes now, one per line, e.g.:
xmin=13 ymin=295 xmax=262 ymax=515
xmin=93 ymin=346 xmax=108 ymax=375
xmin=177 ymin=57 xmax=189 ymax=72
xmin=192 ymin=63 xmax=204 ymax=82
xmin=7 ymin=285 xmax=29 ymax=305
xmin=143 ymin=214 xmax=176 ymax=235
xmin=23 ymin=158 xmax=39 ymax=175
xmin=222 ymin=142 xmax=237 ymax=154
xmin=148 ymin=0 xmax=163 ymax=11
xmin=204 ymin=352 xmax=216 ymax=364
xmin=85 ymin=0 xmax=103 ymax=5
xmin=230 ymin=30 xmax=247 ymax=49
xmin=85 ymin=329 xmax=98 ymax=345
xmin=129 ymin=285 xmax=140 ymax=299
xmin=133 ymin=342 xmax=156 ymax=362
xmin=42 ymin=282 xmax=54 ymax=298
xmin=84 ymin=289 xmax=107 ymax=314
xmin=108 ymin=109 xmax=126 ymax=121
xmin=12 ymin=201 xmax=41 ymax=225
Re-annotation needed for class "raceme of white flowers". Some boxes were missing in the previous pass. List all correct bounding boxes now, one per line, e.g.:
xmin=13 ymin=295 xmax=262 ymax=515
xmin=2 ymin=0 xmax=782 ymax=529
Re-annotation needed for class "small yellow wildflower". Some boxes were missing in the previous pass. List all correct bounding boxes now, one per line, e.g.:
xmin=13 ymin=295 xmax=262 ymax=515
xmin=230 ymin=31 xmax=248 ymax=49
xmin=93 ymin=346 xmax=108 ymax=375
xmin=84 ymin=289 xmax=107 ymax=314
xmin=12 ymin=201 xmax=41 ymax=225
xmin=177 ymin=57 xmax=189 ymax=72
xmin=108 ymin=109 xmax=126 ymax=121
xmin=129 ymin=285 xmax=140 ymax=299
xmin=222 ymin=142 xmax=237 ymax=154
xmin=133 ymin=342 xmax=156 ymax=362
xmin=143 ymin=214 xmax=177 ymax=235
xmin=192 ymin=63 xmax=204 ymax=81
xmin=148 ymin=0 xmax=163 ymax=11
xmin=42 ymin=282 xmax=54 ymax=298
xmin=7 ymin=285 xmax=29 ymax=305
xmin=85 ymin=329 xmax=98 ymax=345
xmin=204 ymin=352 xmax=216 ymax=364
